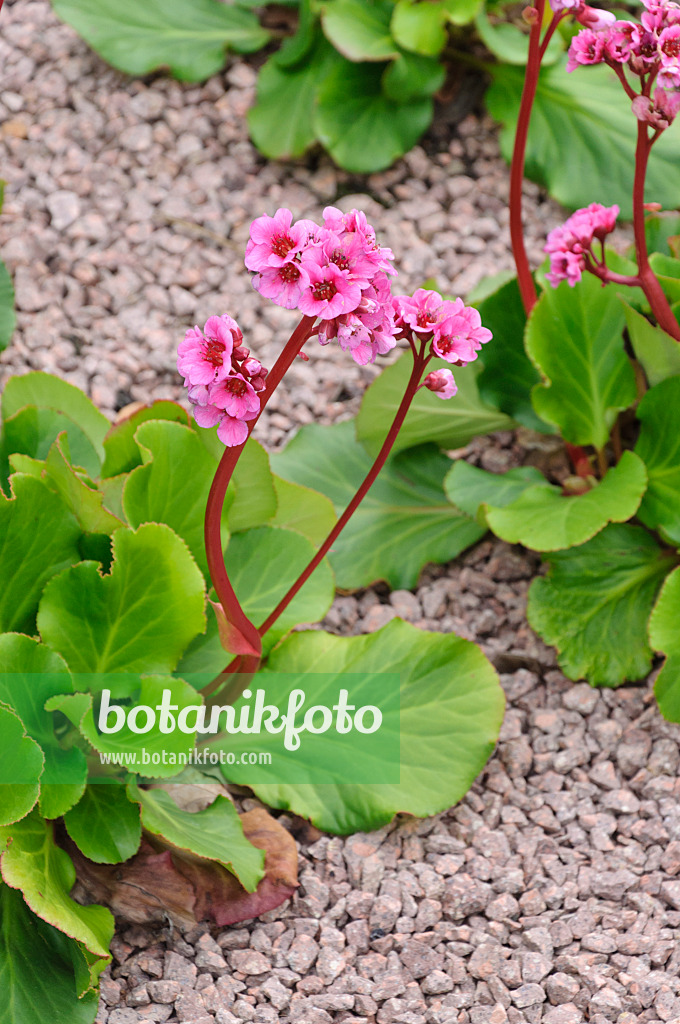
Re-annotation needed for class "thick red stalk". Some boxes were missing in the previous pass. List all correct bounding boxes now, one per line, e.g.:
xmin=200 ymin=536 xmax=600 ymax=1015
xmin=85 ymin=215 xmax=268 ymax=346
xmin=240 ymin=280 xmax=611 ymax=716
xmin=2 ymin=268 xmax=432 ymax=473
xmin=632 ymin=123 xmax=680 ymax=341
xmin=256 ymin=350 xmax=430 ymax=638
xmin=203 ymin=314 xmax=316 ymax=656
xmin=509 ymin=0 xmax=546 ymax=315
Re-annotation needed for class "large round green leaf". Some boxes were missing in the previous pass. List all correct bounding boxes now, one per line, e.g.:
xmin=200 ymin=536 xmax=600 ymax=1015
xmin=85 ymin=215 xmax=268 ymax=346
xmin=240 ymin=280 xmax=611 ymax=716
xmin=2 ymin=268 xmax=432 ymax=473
xmin=445 ymin=462 xmax=546 ymax=520
xmin=0 ymin=885 xmax=99 ymax=1024
xmin=37 ymin=524 xmax=205 ymax=675
xmin=2 ymin=407 xmax=101 ymax=485
xmin=528 ymin=524 xmax=676 ymax=687
xmin=635 ymin=376 xmax=680 ymax=545
xmin=322 ymin=0 xmax=399 ymax=61
xmin=218 ymin=620 xmax=504 ymax=833
xmin=314 ymin=61 xmax=433 ymax=173
xmin=650 ymin=567 xmax=680 ymax=722
xmin=0 ymin=707 xmax=43 ymax=828
xmin=272 ymin=421 xmax=485 ymax=589
xmin=486 ymin=59 xmax=680 ymax=217
xmin=0 ymin=634 xmax=87 ymax=820
xmin=101 ymin=401 xmax=190 ymax=479
xmin=622 ymin=302 xmax=680 ymax=389
xmin=526 ymin=272 xmax=635 ymax=449
xmin=52 ymin=0 xmax=269 ymax=81
xmin=357 ymin=352 xmax=513 ymax=458
xmin=484 ymin=451 xmax=648 ymax=551
xmin=64 ymin=786 xmax=142 ymax=865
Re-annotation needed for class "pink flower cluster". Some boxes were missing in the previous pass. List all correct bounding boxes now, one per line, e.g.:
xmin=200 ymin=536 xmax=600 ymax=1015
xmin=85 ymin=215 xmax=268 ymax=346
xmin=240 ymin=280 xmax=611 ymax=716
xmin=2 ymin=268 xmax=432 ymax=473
xmin=177 ymin=315 xmax=268 ymax=447
xmin=566 ymin=0 xmax=680 ymax=125
xmin=393 ymin=289 xmax=493 ymax=365
xmin=544 ymin=203 xmax=619 ymax=287
xmin=245 ymin=206 xmax=398 ymax=367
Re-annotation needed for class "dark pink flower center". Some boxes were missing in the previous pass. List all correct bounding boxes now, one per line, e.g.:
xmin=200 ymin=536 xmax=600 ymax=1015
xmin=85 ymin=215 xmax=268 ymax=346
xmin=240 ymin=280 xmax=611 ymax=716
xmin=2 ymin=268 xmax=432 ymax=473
xmin=639 ymin=31 xmax=657 ymax=58
xmin=226 ymin=378 xmax=248 ymax=397
xmin=436 ymin=336 xmax=454 ymax=355
xmin=203 ymin=337 xmax=225 ymax=367
xmin=331 ymin=249 xmax=351 ymax=271
xmin=313 ymin=280 xmax=337 ymax=302
xmin=662 ymin=35 xmax=680 ymax=57
xmin=271 ymin=233 xmax=294 ymax=258
xmin=280 ymin=264 xmax=301 ymax=282
xmin=416 ymin=310 xmax=436 ymax=328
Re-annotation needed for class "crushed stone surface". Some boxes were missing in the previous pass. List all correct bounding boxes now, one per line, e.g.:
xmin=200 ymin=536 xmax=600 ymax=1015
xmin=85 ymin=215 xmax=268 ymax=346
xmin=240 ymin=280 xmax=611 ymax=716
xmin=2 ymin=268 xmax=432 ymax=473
xmin=2 ymin=4 xmax=679 ymax=1024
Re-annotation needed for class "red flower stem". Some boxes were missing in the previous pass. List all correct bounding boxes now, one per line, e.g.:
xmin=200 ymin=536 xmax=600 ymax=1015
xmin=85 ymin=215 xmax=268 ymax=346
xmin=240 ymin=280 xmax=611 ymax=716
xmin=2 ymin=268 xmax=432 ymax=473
xmin=539 ymin=11 xmax=565 ymax=60
xmin=256 ymin=348 xmax=431 ymax=638
xmin=584 ymin=255 xmax=641 ymax=288
xmin=204 ymin=314 xmax=316 ymax=654
xmin=509 ymin=0 xmax=546 ymax=314
xmin=632 ymin=123 xmax=680 ymax=341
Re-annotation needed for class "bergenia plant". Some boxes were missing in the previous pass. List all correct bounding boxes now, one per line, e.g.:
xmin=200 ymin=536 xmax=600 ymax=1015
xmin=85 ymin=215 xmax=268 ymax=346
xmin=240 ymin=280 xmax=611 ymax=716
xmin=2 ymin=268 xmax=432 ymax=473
xmin=180 ymin=205 xmax=492 ymax=683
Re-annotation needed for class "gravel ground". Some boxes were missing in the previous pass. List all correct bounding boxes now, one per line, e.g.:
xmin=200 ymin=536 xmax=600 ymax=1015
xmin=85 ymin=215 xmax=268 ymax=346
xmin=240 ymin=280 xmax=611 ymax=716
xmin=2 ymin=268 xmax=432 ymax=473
xmin=3 ymin=4 xmax=680 ymax=1024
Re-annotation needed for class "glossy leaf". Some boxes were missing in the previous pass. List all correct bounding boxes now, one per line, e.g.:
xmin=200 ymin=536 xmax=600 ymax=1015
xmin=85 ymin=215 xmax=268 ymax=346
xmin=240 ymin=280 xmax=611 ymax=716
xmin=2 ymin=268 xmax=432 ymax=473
xmin=0 ymin=707 xmax=43 ymax=827
xmin=2 ymin=407 xmax=101 ymax=484
xmin=0 ymin=261 xmax=16 ymax=352
xmin=315 ymin=61 xmax=433 ymax=174
xmin=44 ymin=435 xmax=123 ymax=535
xmin=0 ymin=885 xmax=99 ymax=1024
xmin=475 ymin=276 xmax=547 ymax=431
xmin=474 ymin=9 xmax=563 ymax=64
xmin=0 ymin=634 xmax=87 ymax=820
xmin=382 ymin=51 xmax=445 ymax=103
xmin=391 ymin=0 xmax=447 ymax=55
xmin=526 ymin=273 xmax=635 ymax=449
xmin=0 ymin=475 xmax=81 ymax=635
xmin=272 ymin=421 xmax=485 ymax=589
xmin=220 ymin=620 xmax=505 ymax=833
xmin=101 ymin=401 xmax=190 ymax=478
xmin=486 ymin=59 xmax=680 ymax=217
xmin=1 ymin=372 xmax=109 ymax=462
xmin=635 ymin=376 xmax=680 ymax=544
xmin=64 ymin=786 xmax=142 ymax=865
xmin=528 ymin=524 xmax=676 ymax=686
xmin=52 ymin=0 xmax=269 ymax=81
xmin=485 ymin=451 xmax=647 ymax=551
xmin=129 ymin=784 xmax=264 ymax=891
xmin=38 ymin=524 xmax=205 ymax=675
xmin=0 ymin=813 xmax=113 ymax=962
xmin=227 ymin=438 xmax=277 ymax=534
xmin=444 ymin=461 xmax=546 ymax=520
xmin=650 ymin=567 xmax=680 ymax=722
xmin=646 ymin=213 xmax=680 ymax=257
xmin=322 ymin=0 xmax=399 ymax=61
xmin=622 ymin=301 xmax=680 ymax=387
xmin=272 ymin=475 xmax=337 ymax=546
xmin=357 ymin=351 xmax=514 ymax=457
xmin=649 ymin=253 xmax=680 ymax=304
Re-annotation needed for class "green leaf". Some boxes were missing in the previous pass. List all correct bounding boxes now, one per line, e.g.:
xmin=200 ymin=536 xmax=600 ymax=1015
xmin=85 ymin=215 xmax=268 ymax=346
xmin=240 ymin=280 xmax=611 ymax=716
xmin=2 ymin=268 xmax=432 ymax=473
xmin=0 ymin=707 xmax=43 ymax=827
xmin=38 ymin=523 xmax=205 ymax=675
xmin=52 ymin=0 xmax=269 ymax=81
xmin=129 ymin=784 xmax=264 ymax=891
xmin=101 ymin=401 xmax=190 ymax=478
xmin=272 ymin=476 xmax=337 ymax=546
xmin=2 ymin=407 xmax=101 ymax=484
xmin=220 ymin=619 xmax=505 ymax=833
xmin=0 ymin=885 xmax=99 ymax=1024
xmin=272 ymin=422 xmax=485 ymax=589
xmin=1 ymin=372 xmax=109 ymax=463
xmin=44 ymin=435 xmax=123 ymax=535
xmin=322 ymin=0 xmax=399 ymax=61
xmin=0 ymin=475 xmax=81 ymax=635
xmin=391 ymin=0 xmax=447 ymax=55
xmin=123 ymin=420 xmax=220 ymax=578
xmin=0 ymin=813 xmax=113 ymax=962
xmin=526 ymin=273 xmax=635 ymax=449
xmin=357 ymin=351 xmax=514 ymax=457
xmin=474 ymin=9 xmax=562 ymax=64
xmin=228 ymin=525 xmax=336 ymax=653
xmin=50 ymin=676 xmax=203 ymax=779
xmin=314 ymin=60 xmax=433 ymax=173
xmin=274 ymin=0 xmax=316 ymax=69
xmin=648 ymin=253 xmax=680 ymax=304
xmin=0 ymin=634 xmax=87 ymax=820
xmin=0 ymin=261 xmax=16 ymax=352
xmin=528 ymin=524 xmax=676 ymax=686
xmin=635 ymin=376 xmax=680 ymax=544
xmin=622 ymin=301 xmax=680 ymax=387
xmin=475 ymin=276 xmax=548 ymax=432
xmin=442 ymin=0 xmax=483 ymax=25
xmin=646 ymin=213 xmax=680 ymax=257
xmin=444 ymin=461 xmax=546 ymax=519
xmin=227 ymin=438 xmax=277 ymax=534
xmin=486 ymin=59 xmax=680 ymax=217
xmin=248 ymin=31 xmax=340 ymax=160
xmin=650 ymin=567 xmax=680 ymax=721
xmin=64 ymin=786 xmax=141 ymax=864
xmin=485 ymin=451 xmax=647 ymax=550
xmin=382 ymin=50 xmax=445 ymax=102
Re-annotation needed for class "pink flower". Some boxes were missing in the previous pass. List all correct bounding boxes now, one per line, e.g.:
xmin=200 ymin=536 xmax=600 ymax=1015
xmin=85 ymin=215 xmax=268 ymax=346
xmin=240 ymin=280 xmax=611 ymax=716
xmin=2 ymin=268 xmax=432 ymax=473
xmin=544 ymin=203 xmax=619 ymax=287
xmin=192 ymin=402 xmax=223 ymax=429
xmin=545 ymin=250 xmax=586 ymax=288
xmin=567 ymin=28 xmax=607 ymax=70
xmin=209 ymin=374 xmax=260 ymax=420
xmin=393 ymin=289 xmax=456 ymax=333
xmin=633 ymin=87 xmax=680 ymax=126
xmin=549 ymin=0 xmax=581 ymax=10
xmin=217 ymin=415 xmax=250 ymax=447
xmin=252 ymin=261 xmax=310 ymax=309
xmin=177 ymin=315 xmax=239 ymax=387
xmin=423 ymin=370 xmax=457 ymax=399
xmin=577 ymin=5 xmax=617 ymax=30
xmin=298 ymin=261 xmax=362 ymax=320
xmin=245 ymin=208 xmax=310 ymax=272
xmin=432 ymin=300 xmax=492 ymax=363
